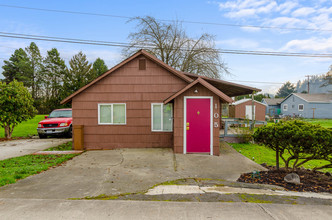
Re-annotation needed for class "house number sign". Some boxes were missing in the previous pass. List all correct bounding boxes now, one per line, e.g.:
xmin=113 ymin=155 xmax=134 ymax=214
xmin=214 ymin=113 xmax=219 ymax=119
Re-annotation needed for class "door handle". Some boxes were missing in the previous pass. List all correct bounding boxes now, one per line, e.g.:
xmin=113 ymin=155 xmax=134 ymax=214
xmin=186 ymin=127 xmax=189 ymax=130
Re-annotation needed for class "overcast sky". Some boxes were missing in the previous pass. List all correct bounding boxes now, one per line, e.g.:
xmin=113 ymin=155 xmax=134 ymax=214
xmin=0 ymin=0 xmax=331 ymax=94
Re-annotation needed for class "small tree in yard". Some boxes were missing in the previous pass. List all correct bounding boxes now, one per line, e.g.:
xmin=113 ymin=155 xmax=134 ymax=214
xmin=0 ymin=80 xmax=37 ymax=139
xmin=252 ymin=123 xmax=287 ymax=170
xmin=253 ymin=120 xmax=332 ymax=171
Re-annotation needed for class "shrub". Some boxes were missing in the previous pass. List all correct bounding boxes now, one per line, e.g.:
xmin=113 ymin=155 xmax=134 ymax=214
xmin=253 ymin=120 xmax=332 ymax=170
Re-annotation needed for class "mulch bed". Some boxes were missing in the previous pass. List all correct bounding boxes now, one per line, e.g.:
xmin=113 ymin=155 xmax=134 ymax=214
xmin=238 ymin=165 xmax=332 ymax=193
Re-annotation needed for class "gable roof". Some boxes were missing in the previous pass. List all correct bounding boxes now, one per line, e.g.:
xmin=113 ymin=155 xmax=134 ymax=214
xmin=61 ymin=50 xmax=261 ymax=104
xmin=231 ymin=98 xmax=267 ymax=106
xmin=182 ymin=72 xmax=261 ymax=97
xmin=61 ymin=50 xmax=193 ymax=104
xmin=164 ymin=77 xmax=233 ymax=104
xmin=281 ymin=93 xmax=332 ymax=104
xmin=263 ymin=98 xmax=284 ymax=106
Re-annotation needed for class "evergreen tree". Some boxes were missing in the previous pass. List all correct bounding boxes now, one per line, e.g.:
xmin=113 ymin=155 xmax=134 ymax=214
xmin=62 ymin=51 xmax=92 ymax=98
xmin=42 ymin=48 xmax=67 ymax=112
xmin=25 ymin=42 xmax=43 ymax=99
xmin=92 ymin=58 xmax=108 ymax=79
xmin=2 ymin=48 xmax=30 ymax=84
xmin=276 ymin=81 xmax=296 ymax=98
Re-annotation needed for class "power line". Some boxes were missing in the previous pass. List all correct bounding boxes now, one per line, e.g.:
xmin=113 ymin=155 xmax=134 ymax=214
xmin=0 ymin=4 xmax=331 ymax=32
xmin=1 ymin=32 xmax=332 ymax=58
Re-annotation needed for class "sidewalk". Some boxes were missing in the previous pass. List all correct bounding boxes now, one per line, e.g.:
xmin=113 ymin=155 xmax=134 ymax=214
xmin=0 ymin=198 xmax=331 ymax=220
xmin=0 ymin=138 xmax=70 ymax=160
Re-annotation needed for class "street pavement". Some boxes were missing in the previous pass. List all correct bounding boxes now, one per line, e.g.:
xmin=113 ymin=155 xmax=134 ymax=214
xmin=0 ymin=198 xmax=331 ymax=220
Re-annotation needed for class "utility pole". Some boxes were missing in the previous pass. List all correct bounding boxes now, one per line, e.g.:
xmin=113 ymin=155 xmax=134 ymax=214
xmin=305 ymin=75 xmax=312 ymax=94
xmin=312 ymin=108 xmax=316 ymax=119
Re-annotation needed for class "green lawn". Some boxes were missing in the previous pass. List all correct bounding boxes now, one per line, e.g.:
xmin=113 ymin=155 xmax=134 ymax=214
xmin=230 ymin=143 xmax=332 ymax=173
xmin=267 ymin=119 xmax=332 ymax=128
xmin=0 ymin=141 xmax=76 ymax=187
xmin=302 ymin=119 xmax=332 ymax=128
xmin=0 ymin=154 xmax=76 ymax=187
xmin=0 ymin=115 xmax=46 ymax=138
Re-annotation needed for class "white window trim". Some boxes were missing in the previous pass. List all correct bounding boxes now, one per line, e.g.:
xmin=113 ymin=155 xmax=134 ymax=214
xmin=283 ymin=104 xmax=288 ymax=111
xmin=151 ymin=103 xmax=173 ymax=132
xmin=298 ymin=104 xmax=304 ymax=111
xmin=98 ymin=103 xmax=126 ymax=125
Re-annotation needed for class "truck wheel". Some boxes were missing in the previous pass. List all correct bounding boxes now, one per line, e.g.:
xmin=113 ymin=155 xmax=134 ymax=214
xmin=66 ymin=126 xmax=72 ymax=138
xmin=39 ymin=134 xmax=47 ymax=139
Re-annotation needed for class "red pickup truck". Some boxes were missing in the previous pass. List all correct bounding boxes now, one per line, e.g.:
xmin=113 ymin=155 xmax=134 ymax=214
xmin=37 ymin=108 xmax=72 ymax=139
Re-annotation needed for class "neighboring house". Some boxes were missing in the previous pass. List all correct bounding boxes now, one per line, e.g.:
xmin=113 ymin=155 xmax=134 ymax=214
xmin=228 ymin=99 xmax=267 ymax=121
xmin=262 ymin=98 xmax=284 ymax=117
xmin=61 ymin=50 xmax=260 ymax=155
xmin=280 ymin=93 xmax=332 ymax=119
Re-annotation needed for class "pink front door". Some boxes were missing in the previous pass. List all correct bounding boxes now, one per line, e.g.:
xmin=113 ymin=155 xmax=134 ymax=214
xmin=185 ymin=98 xmax=211 ymax=153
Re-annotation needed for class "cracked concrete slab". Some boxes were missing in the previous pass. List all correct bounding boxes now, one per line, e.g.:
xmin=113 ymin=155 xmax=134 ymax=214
xmin=0 ymin=144 xmax=267 ymax=199
xmin=146 ymin=184 xmax=332 ymax=200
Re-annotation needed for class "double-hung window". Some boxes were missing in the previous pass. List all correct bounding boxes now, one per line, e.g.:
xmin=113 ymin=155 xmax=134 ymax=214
xmin=283 ymin=104 xmax=288 ymax=111
xmin=151 ymin=103 xmax=173 ymax=131
xmin=98 ymin=103 xmax=126 ymax=125
xmin=298 ymin=104 xmax=304 ymax=111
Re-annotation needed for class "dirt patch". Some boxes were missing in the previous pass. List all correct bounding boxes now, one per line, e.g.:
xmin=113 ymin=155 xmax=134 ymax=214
xmin=238 ymin=166 xmax=332 ymax=193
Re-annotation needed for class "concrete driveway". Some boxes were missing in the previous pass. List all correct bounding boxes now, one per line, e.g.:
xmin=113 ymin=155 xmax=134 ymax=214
xmin=0 ymin=138 xmax=71 ymax=160
xmin=0 ymin=143 xmax=265 ymax=199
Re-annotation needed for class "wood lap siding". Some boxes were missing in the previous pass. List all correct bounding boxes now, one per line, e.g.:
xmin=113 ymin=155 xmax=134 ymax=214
xmin=72 ymin=55 xmax=187 ymax=150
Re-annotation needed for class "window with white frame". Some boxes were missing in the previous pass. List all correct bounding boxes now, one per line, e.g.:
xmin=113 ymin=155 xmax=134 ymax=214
xmin=283 ymin=104 xmax=288 ymax=111
xmin=151 ymin=103 xmax=173 ymax=131
xmin=98 ymin=103 xmax=126 ymax=125
xmin=298 ymin=104 xmax=304 ymax=111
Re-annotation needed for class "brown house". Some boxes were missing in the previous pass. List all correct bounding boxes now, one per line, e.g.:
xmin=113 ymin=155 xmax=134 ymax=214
xmin=61 ymin=50 xmax=260 ymax=155
xmin=229 ymin=99 xmax=266 ymax=121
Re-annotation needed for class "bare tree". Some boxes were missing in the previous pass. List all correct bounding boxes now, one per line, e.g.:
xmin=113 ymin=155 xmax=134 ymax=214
xmin=123 ymin=16 xmax=229 ymax=78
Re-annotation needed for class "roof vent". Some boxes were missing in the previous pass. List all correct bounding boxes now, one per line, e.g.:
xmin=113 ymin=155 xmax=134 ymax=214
xmin=139 ymin=59 xmax=146 ymax=70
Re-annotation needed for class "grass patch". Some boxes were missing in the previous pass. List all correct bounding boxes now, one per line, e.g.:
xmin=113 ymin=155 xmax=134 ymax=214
xmin=267 ymin=119 xmax=332 ymax=129
xmin=302 ymin=119 xmax=332 ymax=128
xmin=0 ymin=154 xmax=76 ymax=187
xmin=44 ymin=141 xmax=73 ymax=151
xmin=0 ymin=115 xmax=46 ymax=138
xmin=230 ymin=143 xmax=332 ymax=173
